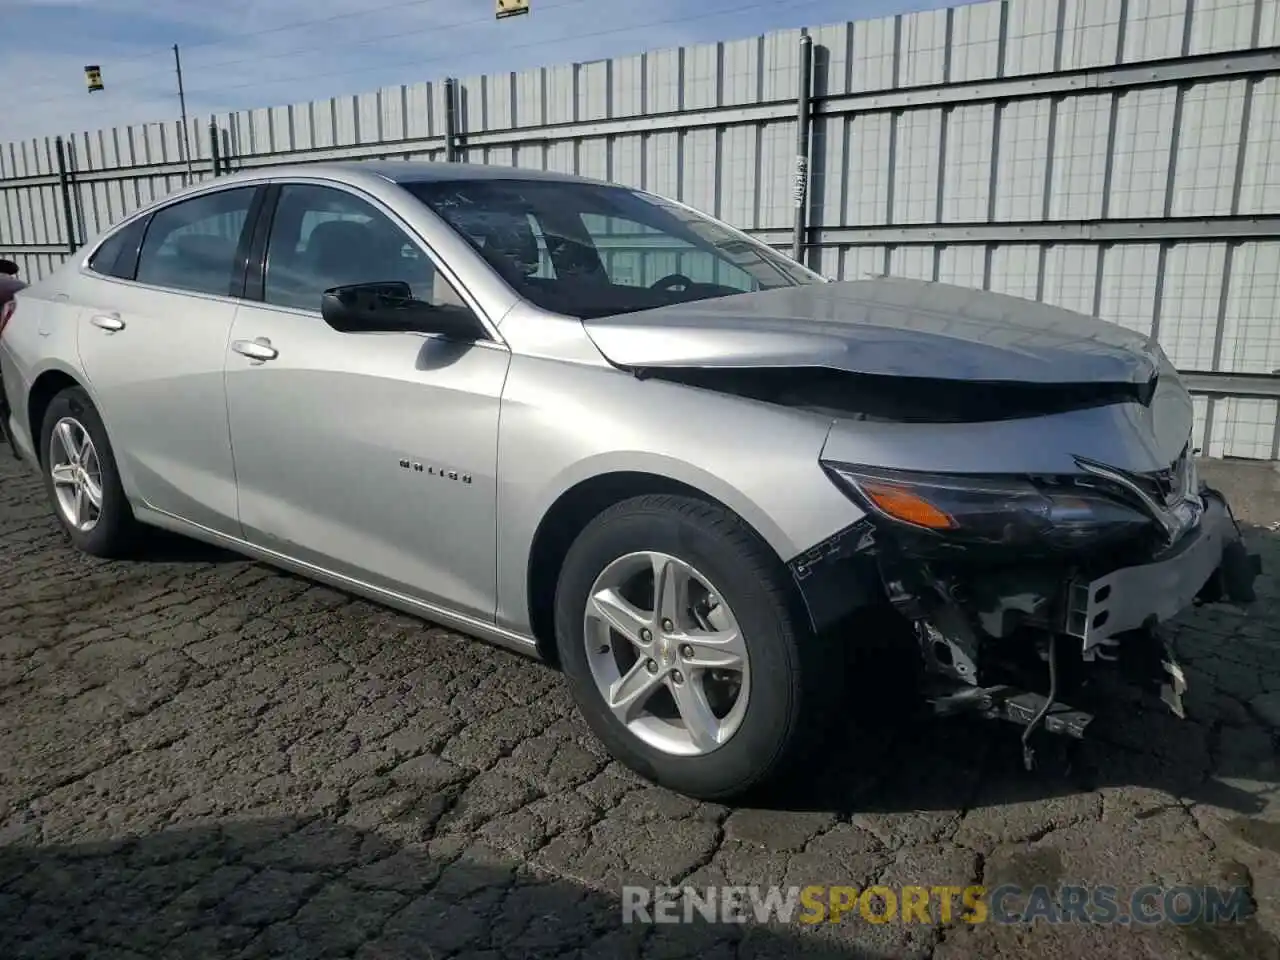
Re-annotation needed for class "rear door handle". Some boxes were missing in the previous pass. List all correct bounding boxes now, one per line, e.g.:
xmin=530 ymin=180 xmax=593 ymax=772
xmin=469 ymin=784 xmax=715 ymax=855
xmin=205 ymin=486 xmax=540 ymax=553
xmin=90 ymin=313 xmax=125 ymax=332
xmin=231 ymin=337 xmax=278 ymax=362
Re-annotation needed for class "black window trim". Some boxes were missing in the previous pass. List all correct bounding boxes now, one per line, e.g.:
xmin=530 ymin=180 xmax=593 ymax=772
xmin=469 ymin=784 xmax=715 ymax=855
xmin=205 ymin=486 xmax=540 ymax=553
xmin=234 ymin=184 xmax=275 ymax=300
xmin=241 ymin=183 xmax=280 ymax=303
xmin=244 ymin=178 xmax=504 ymax=345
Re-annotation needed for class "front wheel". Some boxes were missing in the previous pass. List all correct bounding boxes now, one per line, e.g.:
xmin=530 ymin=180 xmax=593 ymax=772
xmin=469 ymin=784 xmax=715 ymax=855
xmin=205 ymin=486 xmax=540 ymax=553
xmin=39 ymin=385 xmax=141 ymax=558
xmin=553 ymin=494 xmax=839 ymax=800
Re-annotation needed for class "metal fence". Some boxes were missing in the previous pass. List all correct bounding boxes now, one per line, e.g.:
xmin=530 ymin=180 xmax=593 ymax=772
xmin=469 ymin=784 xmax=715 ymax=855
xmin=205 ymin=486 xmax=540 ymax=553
xmin=3 ymin=0 xmax=1280 ymax=458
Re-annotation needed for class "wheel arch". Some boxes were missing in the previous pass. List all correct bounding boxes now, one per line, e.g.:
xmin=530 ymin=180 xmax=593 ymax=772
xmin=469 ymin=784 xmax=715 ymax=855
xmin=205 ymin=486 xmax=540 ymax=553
xmin=525 ymin=469 xmax=796 ymax=665
xmin=27 ymin=368 xmax=85 ymax=464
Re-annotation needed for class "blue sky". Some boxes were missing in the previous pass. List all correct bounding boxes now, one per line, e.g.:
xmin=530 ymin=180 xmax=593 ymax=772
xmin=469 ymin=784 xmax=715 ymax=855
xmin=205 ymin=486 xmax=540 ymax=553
xmin=5 ymin=0 xmax=965 ymax=142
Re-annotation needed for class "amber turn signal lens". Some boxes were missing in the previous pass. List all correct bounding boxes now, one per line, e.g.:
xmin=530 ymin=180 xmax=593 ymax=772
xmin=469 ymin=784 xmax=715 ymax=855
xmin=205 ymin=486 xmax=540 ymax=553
xmin=860 ymin=481 xmax=956 ymax=530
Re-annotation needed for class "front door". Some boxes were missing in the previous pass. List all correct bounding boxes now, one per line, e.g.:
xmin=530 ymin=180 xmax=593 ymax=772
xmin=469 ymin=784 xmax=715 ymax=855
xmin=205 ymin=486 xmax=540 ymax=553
xmin=223 ymin=181 xmax=510 ymax=621
xmin=76 ymin=184 xmax=260 ymax=536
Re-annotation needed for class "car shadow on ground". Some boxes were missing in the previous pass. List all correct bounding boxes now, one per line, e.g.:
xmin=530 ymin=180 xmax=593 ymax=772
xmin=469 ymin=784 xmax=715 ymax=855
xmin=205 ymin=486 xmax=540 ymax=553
xmin=0 ymin=816 xmax=894 ymax=960
xmin=134 ymin=527 xmax=245 ymax=565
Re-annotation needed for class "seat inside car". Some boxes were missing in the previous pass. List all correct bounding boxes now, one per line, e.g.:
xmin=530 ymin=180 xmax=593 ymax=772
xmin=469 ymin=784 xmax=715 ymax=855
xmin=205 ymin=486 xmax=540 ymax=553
xmin=472 ymin=217 xmax=542 ymax=282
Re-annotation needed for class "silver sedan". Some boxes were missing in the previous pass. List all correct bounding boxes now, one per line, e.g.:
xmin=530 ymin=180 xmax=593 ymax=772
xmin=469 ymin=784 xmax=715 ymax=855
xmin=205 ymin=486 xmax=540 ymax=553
xmin=0 ymin=161 xmax=1260 ymax=799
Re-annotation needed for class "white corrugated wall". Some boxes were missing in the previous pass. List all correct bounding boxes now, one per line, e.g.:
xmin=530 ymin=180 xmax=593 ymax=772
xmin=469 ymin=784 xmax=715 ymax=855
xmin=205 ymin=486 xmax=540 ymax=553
xmin=2 ymin=0 xmax=1279 ymax=456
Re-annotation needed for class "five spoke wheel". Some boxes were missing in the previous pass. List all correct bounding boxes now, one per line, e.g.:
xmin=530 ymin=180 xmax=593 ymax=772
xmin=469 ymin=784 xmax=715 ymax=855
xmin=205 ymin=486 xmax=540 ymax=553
xmin=48 ymin=416 xmax=103 ymax=533
xmin=584 ymin=551 xmax=749 ymax=756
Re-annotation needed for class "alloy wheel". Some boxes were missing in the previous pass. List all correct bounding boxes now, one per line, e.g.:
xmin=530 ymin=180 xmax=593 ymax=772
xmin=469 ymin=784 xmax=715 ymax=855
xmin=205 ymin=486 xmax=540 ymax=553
xmin=583 ymin=551 xmax=750 ymax=756
xmin=48 ymin=416 xmax=103 ymax=533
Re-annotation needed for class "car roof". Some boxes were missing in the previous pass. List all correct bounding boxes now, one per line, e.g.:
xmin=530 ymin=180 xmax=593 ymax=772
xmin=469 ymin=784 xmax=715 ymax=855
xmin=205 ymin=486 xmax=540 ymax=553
xmin=360 ymin=160 xmax=602 ymax=185
xmin=187 ymin=159 xmax=609 ymax=193
xmin=78 ymin=159 xmax=623 ymax=262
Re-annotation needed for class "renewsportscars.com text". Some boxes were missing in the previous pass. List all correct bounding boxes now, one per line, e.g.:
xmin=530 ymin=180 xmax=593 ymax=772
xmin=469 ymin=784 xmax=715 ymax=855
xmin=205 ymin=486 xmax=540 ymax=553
xmin=621 ymin=883 xmax=1253 ymax=926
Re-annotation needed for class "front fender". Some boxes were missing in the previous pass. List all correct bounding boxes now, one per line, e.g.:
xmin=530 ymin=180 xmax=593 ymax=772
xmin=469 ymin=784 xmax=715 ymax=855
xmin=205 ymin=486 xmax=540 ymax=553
xmin=529 ymin=449 xmax=802 ymax=561
xmin=492 ymin=353 xmax=865 ymax=635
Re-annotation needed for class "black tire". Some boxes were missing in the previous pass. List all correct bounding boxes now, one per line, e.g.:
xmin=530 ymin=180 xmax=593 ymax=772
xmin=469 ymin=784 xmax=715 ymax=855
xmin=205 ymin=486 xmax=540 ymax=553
xmin=38 ymin=385 xmax=141 ymax=558
xmin=553 ymin=493 xmax=841 ymax=800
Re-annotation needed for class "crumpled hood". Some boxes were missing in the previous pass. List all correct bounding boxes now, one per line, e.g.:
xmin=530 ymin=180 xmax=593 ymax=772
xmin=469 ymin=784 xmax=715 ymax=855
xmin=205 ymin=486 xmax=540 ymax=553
xmin=581 ymin=277 xmax=1161 ymax=385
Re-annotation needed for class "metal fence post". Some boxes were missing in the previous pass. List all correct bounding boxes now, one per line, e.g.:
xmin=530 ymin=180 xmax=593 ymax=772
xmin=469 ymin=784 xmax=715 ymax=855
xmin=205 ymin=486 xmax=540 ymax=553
xmin=444 ymin=78 xmax=460 ymax=162
xmin=791 ymin=32 xmax=814 ymax=264
xmin=54 ymin=136 xmax=78 ymax=254
xmin=209 ymin=121 xmax=222 ymax=176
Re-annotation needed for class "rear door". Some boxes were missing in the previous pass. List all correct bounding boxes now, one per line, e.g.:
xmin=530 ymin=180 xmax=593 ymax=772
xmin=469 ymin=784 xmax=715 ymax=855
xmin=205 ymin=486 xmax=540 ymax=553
xmin=76 ymin=184 xmax=264 ymax=537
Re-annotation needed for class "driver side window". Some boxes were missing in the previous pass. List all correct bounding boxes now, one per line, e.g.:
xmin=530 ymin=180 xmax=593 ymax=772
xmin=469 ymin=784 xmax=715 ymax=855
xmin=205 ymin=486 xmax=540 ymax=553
xmin=263 ymin=183 xmax=466 ymax=313
xmin=577 ymin=213 xmax=760 ymax=293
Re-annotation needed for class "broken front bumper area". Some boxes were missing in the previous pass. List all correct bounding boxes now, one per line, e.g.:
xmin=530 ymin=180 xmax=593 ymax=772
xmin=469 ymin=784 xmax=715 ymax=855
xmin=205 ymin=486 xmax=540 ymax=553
xmin=921 ymin=486 xmax=1261 ymax=766
xmin=791 ymin=482 xmax=1263 ymax=770
xmin=1063 ymin=488 xmax=1260 ymax=657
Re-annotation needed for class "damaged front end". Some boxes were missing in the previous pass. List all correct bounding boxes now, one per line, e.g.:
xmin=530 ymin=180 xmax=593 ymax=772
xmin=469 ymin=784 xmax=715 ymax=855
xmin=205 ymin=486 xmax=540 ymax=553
xmin=585 ymin=277 xmax=1264 ymax=767
xmin=792 ymin=448 xmax=1262 ymax=770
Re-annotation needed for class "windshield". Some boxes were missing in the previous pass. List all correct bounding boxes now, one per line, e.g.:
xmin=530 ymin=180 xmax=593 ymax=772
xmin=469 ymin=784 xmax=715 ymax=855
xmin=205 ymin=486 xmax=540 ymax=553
xmin=404 ymin=178 xmax=822 ymax=318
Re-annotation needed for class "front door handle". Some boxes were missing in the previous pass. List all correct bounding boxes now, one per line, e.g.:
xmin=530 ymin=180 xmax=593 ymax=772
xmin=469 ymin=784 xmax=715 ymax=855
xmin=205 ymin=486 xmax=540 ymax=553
xmin=90 ymin=313 xmax=125 ymax=332
xmin=231 ymin=337 xmax=278 ymax=362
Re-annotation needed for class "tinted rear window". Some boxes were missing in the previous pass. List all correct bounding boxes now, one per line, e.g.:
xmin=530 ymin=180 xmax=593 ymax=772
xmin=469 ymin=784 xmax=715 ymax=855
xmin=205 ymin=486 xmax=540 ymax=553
xmin=87 ymin=217 xmax=147 ymax=279
xmin=135 ymin=187 xmax=257 ymax=296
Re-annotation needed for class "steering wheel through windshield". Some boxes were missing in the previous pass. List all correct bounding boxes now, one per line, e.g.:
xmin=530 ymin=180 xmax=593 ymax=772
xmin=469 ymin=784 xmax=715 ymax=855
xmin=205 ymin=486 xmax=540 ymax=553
xmin=650 ymin=273 xmax=695 ymax=293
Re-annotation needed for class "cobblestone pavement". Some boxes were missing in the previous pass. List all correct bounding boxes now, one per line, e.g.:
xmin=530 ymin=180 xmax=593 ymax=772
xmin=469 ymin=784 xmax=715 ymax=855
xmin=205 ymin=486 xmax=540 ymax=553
xmin=1 ymin=450 xmax=1278 ymax=960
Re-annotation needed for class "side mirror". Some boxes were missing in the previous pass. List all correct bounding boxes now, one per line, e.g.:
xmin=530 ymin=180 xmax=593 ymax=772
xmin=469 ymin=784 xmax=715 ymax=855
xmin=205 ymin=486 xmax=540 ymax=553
xmin=320 ymin=281 xmax=485 ymax=341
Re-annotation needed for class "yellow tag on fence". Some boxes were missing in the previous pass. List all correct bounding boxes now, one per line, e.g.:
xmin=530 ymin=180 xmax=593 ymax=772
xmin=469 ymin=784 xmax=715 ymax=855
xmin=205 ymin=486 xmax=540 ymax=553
xmin=497 ymin=0 xmax=530 ymax=19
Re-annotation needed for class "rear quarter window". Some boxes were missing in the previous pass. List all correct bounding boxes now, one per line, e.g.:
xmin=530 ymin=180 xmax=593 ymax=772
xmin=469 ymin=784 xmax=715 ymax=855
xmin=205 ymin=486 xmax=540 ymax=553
xmin=87 ymin=217 xmax=148 ymax=280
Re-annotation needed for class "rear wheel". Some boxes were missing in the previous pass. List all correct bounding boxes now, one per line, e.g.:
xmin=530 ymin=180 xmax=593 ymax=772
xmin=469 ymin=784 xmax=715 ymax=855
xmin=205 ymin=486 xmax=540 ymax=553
xmin=39 ymin=386 xmax=141 ymax=557
xmin=554 ymin=493 xmax=839 ymax=800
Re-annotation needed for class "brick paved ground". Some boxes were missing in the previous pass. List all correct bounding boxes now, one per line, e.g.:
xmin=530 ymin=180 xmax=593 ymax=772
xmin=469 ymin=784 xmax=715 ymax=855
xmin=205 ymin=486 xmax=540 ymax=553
xmin=0 ymin=450 xmax=1277 ymax=960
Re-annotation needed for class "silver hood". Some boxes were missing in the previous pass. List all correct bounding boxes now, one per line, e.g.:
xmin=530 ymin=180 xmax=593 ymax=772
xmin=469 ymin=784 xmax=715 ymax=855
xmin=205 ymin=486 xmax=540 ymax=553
xmin=582 ymin=277 xmax=1160 ymax=386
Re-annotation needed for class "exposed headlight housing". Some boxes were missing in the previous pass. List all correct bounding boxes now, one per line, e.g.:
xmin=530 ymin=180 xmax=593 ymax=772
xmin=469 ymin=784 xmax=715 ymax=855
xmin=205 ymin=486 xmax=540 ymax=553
xmin=821 ymin=462 xmax=1160 ymax=556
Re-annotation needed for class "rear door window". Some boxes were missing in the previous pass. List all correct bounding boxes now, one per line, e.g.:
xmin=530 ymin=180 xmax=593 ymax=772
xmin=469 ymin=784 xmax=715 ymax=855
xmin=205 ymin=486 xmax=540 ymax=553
xmin=135 ymin=187 xmax=257 ymax=296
